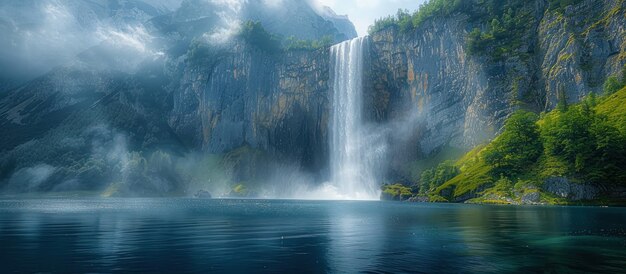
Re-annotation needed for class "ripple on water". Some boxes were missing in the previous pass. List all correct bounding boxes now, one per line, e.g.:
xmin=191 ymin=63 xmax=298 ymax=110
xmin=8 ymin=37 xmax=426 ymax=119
xmin=0 ymin=199 xmax=625 ymax=273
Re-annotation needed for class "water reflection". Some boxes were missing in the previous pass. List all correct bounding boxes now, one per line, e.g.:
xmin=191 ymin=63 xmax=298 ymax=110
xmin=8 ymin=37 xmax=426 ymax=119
xmin=0 ymin=199 xmax=625 ymax=273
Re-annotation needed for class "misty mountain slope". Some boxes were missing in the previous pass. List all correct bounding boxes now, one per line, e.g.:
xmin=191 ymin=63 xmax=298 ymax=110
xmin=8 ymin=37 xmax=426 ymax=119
xmin=0 ymin=59 xmax=188 ymax=195
xmin=0 ymin=0 xmax=181 ymax=92
xmin=0 ymin=68 xmax=130 ymax=152
xmin=2 ymin=0 xmax=624 ymax=200
xmin=0 ymin=0 xmax=353 ymax=196
xmin=146 ymin=0 xmax=356 ymax=47
xmin=242 ymin=0 xmax=355 ymax=41
xmin=0 ymin=0 xmax=356 ymax=90
xmin=316 ymin=6 xmax=358 ymax=39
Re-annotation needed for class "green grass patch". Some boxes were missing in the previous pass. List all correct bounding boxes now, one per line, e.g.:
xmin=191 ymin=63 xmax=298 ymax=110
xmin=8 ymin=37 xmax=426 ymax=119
xmin=435 ymin=148 xmax=494 ymax=199
xmin=596 ymin=86 xmax=626 ymax=134
xmin=381 ymin=183 xmax=414 ymax=200
xmin=426 ymin=78 xmax=626 ymax=204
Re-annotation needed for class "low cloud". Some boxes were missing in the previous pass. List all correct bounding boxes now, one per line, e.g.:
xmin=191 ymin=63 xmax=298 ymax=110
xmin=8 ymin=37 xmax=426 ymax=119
xmin=0 ymin=0 xmax=171 ymax=89
xmin=96 ymin=25 xmax=154 ymax=54
xmin=6 ymin=164 xmax=56 ymax=193
xmin=204 ymin=0 xmax=246 ymax=45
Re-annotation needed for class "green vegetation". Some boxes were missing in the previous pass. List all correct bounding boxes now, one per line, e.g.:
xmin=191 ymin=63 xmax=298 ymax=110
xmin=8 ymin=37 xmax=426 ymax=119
xmin=368 ymin=0 xmax=536 ymax=61
xmin=367 ymin=0 xmax=585 ymax=35
xmin=603 ymin=65 xmax=626 ymax=95
xmin=418 ymin=161 xmax=459 ymax=194
xmin=368 ymin=0 xmax=464 ymax=34
xmin=547 ymin=0 xmax=584 ymax=12
xmin=597 ymin=85 xmax=626 ymax=136
xmin=540 ymin=96 xmax=626 ymax=183
xmin=402 ymin=146 xmax=465 ymax=184
xmin=238 ymin=21 xmax=335 ymax=52
xmin=409 ymin=70 xmax=626 ymax=203
xmin=483 ymin=111 xmax=542 ymax=177
xmin=435 ymin=148 xmax=493 ymax=200
xmin=466 ymin=3 xmax=534 ymax=61
xmin=381 ymin=183 xmax=413 ymax=200
xmin=186 ymin=21 xmax=335 ymax=64
xmin=238 ymin=21 xmax=282 ymax=52
xmin=284 ymin=35 xmax=334 ymax=51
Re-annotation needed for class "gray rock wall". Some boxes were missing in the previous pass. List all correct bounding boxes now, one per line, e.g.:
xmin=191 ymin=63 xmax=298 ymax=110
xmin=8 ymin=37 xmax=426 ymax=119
xmin=538 ymin=0 xmax=626 ymax=109
xmin=169 ymin=43 xmax=331 ymax=173
xmin=366 ymin=0 xmax=626 ymax=159
xmin=368 ymin=18 xmax=492 ymax=158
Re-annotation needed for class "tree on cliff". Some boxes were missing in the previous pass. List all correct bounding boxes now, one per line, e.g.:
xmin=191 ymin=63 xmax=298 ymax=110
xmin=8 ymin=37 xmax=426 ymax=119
xmin=483 ymin=110 xmax=542 ymax=177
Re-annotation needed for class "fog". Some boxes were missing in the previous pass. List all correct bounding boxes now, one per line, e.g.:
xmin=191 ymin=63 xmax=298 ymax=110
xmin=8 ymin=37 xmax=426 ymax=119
xmin=5 ymin=164 xmax=56 ymax=193
xmin=0 ymin=0 xmax=424 ymax=199
xmin=0 ymin=0 xmax=181 ymax=90
xmin=0 ymin=0 xmax=357 ymax=91
xmin=205 ymin=0 xmax=246 ymax=44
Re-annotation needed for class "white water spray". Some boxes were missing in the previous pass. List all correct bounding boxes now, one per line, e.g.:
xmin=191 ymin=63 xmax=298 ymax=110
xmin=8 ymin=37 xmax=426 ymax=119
xmin=327 ymin=36 xmax=383 ymax=200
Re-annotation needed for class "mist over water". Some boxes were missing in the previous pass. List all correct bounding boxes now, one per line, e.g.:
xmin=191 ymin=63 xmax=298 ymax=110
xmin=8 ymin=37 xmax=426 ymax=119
xmin=328 ymin=36 xmax=384 ymax=200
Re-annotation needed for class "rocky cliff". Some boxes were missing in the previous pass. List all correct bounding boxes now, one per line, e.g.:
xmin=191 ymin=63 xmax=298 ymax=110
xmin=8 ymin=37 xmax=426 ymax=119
xmin=364 ymin=0 xmax=626 ymax=182
xmin=168 ymin=43 xmax=331 ymax=175
xmin=0 ymin=0 xmax=351 ymax=195
xmin=1 ymin=0 xmax=624 ymax=197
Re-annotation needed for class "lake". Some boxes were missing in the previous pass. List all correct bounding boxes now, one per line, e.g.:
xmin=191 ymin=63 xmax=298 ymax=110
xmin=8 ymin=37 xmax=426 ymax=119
xmin=0 ymin=199 xmax=625 ymax=273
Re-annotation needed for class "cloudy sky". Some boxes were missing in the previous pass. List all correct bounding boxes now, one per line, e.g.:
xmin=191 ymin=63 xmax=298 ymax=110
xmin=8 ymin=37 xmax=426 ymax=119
xmin=316 ymin=0 xmax=428 ymax=36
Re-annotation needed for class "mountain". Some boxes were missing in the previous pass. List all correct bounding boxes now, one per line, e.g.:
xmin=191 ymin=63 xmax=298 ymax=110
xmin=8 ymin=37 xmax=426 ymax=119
xmin=425 ymin=85 xmax=626 ymax=205
xmin=0 ymin=0 xmax=181 ymax=92
xmin=0 ymin=0 xmax=355 ymax=197
xmin=0 ymin=0 xmax=624 ymax=201
xmin=315 ymin=5 xmax=359 ymax=39
xmin=0 ymin=0 xmax=356 ymax=92
xmin=369 ymin=0 xmax=626 ymax=203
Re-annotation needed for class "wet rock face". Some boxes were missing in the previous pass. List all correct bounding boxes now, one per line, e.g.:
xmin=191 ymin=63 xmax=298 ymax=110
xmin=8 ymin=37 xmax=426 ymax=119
xmin=2 ymin=0 xmax=626 ymax=194
xmin=543 ymin=177 xmax=601 ymax=201
xmin=0 ymin=0 xmax=356 ymax=192
xmin=368 ymin=19 xmax=492 ymax=158
xmin=542 ymin=177 xmax=626 ymax=202
xmin=537 ymin=0 xmax=626 ymax=109
xmin=365 ymin=0 xmax=626 ymax=160
xmin=169 ymin=44 xmax=331 ymax=173
xmin=521 ymin=192 xmax=541 ymax=204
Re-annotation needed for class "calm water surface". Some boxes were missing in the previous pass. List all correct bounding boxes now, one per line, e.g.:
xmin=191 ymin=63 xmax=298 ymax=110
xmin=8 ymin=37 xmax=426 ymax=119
xmin=0 ymin=199 xmax=625 ymax=273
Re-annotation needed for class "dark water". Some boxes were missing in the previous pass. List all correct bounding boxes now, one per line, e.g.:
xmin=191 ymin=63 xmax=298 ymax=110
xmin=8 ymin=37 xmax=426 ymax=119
xmin=1 ymin=199 xmax=625 ymax=273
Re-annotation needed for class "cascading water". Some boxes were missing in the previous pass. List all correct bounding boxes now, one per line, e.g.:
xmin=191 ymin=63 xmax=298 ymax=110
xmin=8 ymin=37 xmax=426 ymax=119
xmin=328 ymin=36 xmax=383 ymax=200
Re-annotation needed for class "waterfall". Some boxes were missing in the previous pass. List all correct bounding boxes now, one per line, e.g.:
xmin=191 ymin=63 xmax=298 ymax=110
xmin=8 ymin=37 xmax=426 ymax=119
xmin=329 ymin=36 xmax=382 ymax=200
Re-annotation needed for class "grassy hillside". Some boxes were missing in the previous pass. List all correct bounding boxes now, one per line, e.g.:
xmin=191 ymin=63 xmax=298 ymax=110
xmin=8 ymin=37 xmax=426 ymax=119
xmin=394 ymin=72 xmax=626 ymax=204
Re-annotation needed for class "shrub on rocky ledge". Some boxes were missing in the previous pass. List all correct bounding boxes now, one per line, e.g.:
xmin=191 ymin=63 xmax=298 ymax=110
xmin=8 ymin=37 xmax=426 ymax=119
xmin=381 ymin=184 xmax=413 ymax=201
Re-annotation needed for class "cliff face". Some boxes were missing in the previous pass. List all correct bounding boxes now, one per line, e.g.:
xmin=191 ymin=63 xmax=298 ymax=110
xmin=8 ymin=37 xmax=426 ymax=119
xmin=169 ymin=43 xmax=331 ymax=173
xmin=365 ymin=0 xmax=626 ymax=161
xmin=538 ymin=0 xmax=626 ymax=108
xmin=0 ymin=0 xmax=351 ymax=194
xmin=1 ymin=0 xmax=625 ymax=195
xmin=368 ymin=18 xmax=492 ymax=158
